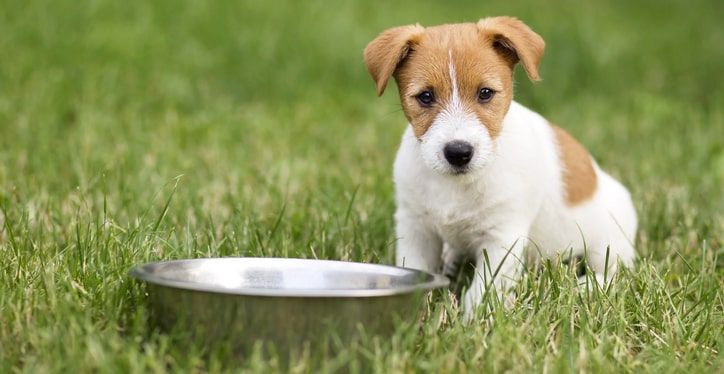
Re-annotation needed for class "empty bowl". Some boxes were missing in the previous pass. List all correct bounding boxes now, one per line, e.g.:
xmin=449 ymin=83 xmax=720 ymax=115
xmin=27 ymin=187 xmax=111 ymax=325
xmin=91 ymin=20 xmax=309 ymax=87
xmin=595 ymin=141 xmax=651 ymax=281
xmin=129 ymin=257 xmax=449 ymax=358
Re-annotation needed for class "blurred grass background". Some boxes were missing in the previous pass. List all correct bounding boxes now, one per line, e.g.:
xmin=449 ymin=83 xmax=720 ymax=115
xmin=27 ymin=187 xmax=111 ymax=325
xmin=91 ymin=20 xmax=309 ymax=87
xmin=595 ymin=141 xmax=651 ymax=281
xmin=0 ymin=0 xmax=722 ymax=372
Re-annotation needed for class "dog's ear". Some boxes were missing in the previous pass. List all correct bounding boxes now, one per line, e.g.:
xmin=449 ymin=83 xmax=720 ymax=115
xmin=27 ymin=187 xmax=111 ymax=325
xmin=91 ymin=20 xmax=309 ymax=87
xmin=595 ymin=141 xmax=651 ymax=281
xmin=477 ymin=17 xmax=545 ymax=81
xmin=364 ymin=24 xmax=425 ymax=96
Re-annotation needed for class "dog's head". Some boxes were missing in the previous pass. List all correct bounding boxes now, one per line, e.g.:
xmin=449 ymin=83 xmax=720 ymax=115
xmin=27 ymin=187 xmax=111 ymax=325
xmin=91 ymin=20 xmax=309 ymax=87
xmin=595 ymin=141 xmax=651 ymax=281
xmin=364 ymin=17 xmax=544 ymax=175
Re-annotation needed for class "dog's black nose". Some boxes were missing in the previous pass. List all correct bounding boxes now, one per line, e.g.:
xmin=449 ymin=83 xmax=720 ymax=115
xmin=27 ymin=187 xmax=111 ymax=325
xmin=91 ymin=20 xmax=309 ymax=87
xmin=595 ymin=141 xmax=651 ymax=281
xmin=443 ymin=141 xmax=474 ymax=167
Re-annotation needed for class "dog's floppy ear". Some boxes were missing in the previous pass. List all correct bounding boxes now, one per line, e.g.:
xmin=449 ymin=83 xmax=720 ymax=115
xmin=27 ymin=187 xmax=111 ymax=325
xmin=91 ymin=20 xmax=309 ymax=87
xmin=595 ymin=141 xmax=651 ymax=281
xmin=477 ymin=17 xmax=545 ymax=81
xmin=364 ymin=24 xmax=425 ymax=96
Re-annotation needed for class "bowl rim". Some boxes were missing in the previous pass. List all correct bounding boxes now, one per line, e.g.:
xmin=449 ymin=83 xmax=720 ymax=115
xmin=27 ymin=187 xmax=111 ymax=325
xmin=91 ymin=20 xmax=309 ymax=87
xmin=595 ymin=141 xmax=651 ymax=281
xmin=128 ymin=257 xmax=450 ymax=298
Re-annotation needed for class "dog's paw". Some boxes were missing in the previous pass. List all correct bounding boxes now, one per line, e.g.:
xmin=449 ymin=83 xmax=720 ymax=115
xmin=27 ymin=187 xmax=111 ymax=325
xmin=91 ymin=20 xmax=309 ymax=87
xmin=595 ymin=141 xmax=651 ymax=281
xmin=461 ymin=284 xmax=485 ymax=323
xmin=442 ymin=259 xmax=461 ymax=280
xmin=461 ymin=292 xmax=478 ymax=323
xmin=577 ymin=273 xmax=608 ymax=293
xmin=442 ymin=248 xmax=464 ymax=279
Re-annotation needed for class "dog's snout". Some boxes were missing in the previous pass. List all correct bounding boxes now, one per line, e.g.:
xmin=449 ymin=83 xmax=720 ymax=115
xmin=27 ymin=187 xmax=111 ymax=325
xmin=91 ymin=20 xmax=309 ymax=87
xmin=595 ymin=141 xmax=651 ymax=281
xmin=443 ymin=141 xmax=474 ymax=167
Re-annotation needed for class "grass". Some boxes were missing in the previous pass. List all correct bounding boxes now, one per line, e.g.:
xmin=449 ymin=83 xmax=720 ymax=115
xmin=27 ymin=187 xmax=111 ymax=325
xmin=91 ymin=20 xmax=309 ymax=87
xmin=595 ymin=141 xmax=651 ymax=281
xmin=0 ymin=0 xmax=722 ymax=372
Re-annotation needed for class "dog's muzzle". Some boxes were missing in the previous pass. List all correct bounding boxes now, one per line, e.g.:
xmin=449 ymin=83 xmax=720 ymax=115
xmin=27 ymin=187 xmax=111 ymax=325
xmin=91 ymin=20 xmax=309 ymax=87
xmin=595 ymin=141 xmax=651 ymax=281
xmin=443 ymin=141 xmax=474 ymax=167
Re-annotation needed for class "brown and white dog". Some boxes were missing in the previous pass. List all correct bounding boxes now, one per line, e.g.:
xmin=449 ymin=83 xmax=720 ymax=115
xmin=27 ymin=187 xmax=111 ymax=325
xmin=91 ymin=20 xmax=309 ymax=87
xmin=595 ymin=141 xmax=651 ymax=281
xmin=364 ymin=17 xmax=636 ymax=319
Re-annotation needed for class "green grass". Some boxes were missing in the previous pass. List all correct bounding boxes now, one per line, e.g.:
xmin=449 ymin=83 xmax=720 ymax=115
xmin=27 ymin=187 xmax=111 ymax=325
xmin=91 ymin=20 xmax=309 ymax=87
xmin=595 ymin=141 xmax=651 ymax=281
xmin=1 ymin=0 xmax=722 ymax=372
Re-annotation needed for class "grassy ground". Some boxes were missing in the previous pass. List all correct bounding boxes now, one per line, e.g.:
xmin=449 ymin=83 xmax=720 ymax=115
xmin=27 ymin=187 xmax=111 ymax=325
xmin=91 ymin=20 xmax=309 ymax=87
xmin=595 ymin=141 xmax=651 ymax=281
xmin=1 ymin=0 xmax=722 ymax=372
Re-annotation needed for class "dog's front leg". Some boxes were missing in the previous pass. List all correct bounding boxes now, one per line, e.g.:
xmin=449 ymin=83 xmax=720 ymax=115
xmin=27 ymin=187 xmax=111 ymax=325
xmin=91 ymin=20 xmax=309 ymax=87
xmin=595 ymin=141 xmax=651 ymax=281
xmin=442 ymin=244 xmax=465 ymax=279
xmin=463 ymin=229 xmax=528 ymax=321
xmin=394 ymin=209 xmax=443 ymax=273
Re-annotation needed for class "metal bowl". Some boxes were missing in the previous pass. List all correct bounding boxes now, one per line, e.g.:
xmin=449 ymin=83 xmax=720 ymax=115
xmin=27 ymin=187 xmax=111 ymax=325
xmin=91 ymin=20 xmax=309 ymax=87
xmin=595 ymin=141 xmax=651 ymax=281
xmin=129 ymin=257 xmax=448 ymax=358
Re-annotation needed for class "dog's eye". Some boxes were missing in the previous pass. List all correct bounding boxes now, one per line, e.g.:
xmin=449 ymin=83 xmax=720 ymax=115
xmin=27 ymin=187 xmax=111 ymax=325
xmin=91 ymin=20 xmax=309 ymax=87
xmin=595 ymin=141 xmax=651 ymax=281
xmin=478 ymin=88 xmax=495 ymax=103
xmin=416 ymin=91 xmax=435 ymax=107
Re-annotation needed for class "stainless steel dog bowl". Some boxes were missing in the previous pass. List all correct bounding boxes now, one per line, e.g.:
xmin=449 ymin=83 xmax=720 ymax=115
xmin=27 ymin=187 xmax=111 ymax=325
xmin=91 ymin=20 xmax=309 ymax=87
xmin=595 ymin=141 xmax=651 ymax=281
xmin=129 ymin=257 xmax=448 ymax=357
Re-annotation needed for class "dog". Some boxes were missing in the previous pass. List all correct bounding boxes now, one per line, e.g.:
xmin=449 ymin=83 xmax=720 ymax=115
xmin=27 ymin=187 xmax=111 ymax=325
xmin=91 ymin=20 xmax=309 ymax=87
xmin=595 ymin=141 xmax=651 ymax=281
xmin=363 ymin=17 xmax=637 ymax=320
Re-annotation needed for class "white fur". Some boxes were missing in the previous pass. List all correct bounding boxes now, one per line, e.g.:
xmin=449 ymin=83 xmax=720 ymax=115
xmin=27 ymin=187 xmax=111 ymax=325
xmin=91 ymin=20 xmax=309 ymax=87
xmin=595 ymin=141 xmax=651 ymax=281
xmin=393 ymin=100 xmax=637 ymax=320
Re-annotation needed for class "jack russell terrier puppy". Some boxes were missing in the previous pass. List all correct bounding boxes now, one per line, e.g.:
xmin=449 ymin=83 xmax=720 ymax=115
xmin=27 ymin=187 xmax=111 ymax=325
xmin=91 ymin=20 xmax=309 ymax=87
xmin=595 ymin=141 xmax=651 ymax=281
xmin=364 ymin=17 xmax=637 ymax=319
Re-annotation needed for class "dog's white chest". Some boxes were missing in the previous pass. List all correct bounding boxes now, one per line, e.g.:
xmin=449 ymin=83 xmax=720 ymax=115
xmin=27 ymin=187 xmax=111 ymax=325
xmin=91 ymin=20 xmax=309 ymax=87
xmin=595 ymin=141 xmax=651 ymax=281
xmin=395 ymin=137 xmax=495 ymax=251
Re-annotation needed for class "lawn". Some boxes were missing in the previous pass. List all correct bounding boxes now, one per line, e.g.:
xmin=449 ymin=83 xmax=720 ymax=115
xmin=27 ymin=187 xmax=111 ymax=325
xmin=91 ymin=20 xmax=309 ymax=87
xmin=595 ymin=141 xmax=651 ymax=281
xmin=0 ymin=0 xmax=722 ymax=372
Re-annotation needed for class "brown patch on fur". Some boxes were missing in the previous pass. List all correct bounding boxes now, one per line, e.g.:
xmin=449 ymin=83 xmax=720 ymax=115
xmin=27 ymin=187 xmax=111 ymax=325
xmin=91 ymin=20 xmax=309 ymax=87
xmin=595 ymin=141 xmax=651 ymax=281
xmin=477 ymin=17 xmax=545 ymax=81
xmin=364 ymin=17 xmax=545 ymax=138
xmin=391 ymin=23 xmax=518 ymax=138
xmin=551 ymin=124 xmax=598 ymax=205
xmin=446 ymin=28 xmax=514 ymax=139
xmin=363 ymin=24 xmax=425 ymax=96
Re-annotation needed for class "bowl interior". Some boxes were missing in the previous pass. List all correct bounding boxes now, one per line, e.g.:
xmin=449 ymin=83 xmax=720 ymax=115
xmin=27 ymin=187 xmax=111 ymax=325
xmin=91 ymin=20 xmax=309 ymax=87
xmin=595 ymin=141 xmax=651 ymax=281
xmin=131 ymin=258 xmax=448 ymax=297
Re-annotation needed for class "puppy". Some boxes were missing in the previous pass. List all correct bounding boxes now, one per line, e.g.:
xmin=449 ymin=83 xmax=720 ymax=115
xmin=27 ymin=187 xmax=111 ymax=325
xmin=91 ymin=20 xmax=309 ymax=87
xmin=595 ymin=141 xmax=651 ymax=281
xmin=363 ymin=17 xmax=636 ymax=319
